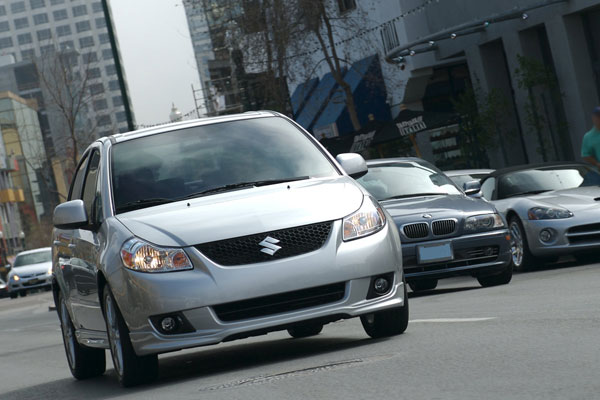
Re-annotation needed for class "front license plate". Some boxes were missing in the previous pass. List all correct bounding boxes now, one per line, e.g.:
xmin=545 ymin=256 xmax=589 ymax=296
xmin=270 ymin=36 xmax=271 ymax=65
xmin=417 ymin=242 xmax=453 ymax=264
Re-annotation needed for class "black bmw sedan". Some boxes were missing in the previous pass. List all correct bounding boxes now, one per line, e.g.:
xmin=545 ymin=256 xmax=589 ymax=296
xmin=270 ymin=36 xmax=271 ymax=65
xmin=357 ymin=158 xmax=513 ymax=292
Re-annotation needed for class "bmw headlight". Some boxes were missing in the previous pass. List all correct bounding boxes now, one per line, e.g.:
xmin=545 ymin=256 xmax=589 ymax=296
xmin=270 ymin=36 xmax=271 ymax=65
xmin=464 ymin=213 xmax=505 ymax=232
xmin=528 ymin=207 xmax=573 ymax=220
xmin=120 ymin=239 xmax=193 ymax=273
xmin=343 ymin=196 xmax=386 ymax=241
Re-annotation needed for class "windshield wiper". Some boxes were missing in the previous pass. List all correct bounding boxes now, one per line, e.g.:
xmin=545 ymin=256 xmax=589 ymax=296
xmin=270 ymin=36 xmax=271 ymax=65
xmin=504 ymin=190 xmax=549 ymax=198
xmin=116 ymin=198 xmax=175 ymax=213
xmin=380 ymin=193 xmax=447 ymax=201
xmin=179 ymin=176 xmax=311 ymax=200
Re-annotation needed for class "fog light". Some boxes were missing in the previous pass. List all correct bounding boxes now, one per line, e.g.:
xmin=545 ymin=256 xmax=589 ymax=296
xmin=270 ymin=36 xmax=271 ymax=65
xmin=160 ymin=317 xmax=177 ymax=332
xmin=539 ymin=229 xmax=553 ymax=243
xmin=374 ymin=277 xmax=390 ymax=294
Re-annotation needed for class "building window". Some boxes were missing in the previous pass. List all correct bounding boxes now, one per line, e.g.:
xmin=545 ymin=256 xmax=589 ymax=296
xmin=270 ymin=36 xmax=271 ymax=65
xmin=105 ymin=64 xmax=116 ymax=76
xmin=17 ymin=33 xmax=32 ymax=45
xmin=21 ymin=49 xmax=35 ymax=59
xmin=56 ymin=24 xmax=71 ymax=37
xmin=97 ymin=114 xmax=111 ymax=126
xmin=37 ymin=28 xmax=52 ymax=41
xmin=102 ymin=48 xmax=113 ymax=60
xmin=72 ymin=4 xmax=87 ymax=17
xmin=112 ymin=96 xmax=123 ymax=107
xmin=88 ymin=67 xmax=101 ymax=79
xmin=108 ymin=80 xmax=119 ymax=91
xmin=50 ymin=0 xmax=64 ymax=4
xmin=53 ymin=9 xmax=67 ymax=21
xmin=0 ymin=37 xmax=13 ymax=49
xmin=82 ymin=52 xmax=97 ymax=63
xmin=116 ymin=111 xmax=127 ymax=123
xmin=33 ymin=13 xmax=49 ymax=25
xmin=75 ymin=20 xmax=90 ymax=33
xmin=0 ymin=5 xmax=6 ymax=16
xmin=92 ymin=2 xmax=102 ymax=13
xmin=99 ymin=33 xmax=109 ymax=44
xmin=60 ymin=40 xmax=74 ymax=50
xmin=337 ymin=0 xmax=356 ymax=13
xmin=95 ymin=17 xmax=106 ymax=28
xmin=93 ymin=99 xmax=108 ymax=111
xmin=10 ymin=2 xmax=26 ymax=14
xmin=0 ymin=22 xmax=8 ymax=33
xmin=89 ymin=83 xmax=104 ymax=95
xmin=79 ymin=36 xmax=94 ymax=48
xmin=40 ymin=44 xmax=55 ymax=55
xmin=30 ymin=0 xmax=45 ymax=9
xmin=14 ymin=17 xmax=29 ymax=29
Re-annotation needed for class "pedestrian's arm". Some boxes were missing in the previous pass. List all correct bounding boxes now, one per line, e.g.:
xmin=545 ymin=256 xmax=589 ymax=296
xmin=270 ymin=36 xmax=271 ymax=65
xmin=583 ymin=156 xmax=600 ymax=168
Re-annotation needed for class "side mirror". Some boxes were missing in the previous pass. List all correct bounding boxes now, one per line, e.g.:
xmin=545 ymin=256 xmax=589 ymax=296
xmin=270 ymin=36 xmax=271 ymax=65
xmin=53 ymin=200 xmax=88 ymax=230
xmin=463 ymin=180 xmax=482 ymax=197
xmin=336 ymin=153 xmax=368 ymax=179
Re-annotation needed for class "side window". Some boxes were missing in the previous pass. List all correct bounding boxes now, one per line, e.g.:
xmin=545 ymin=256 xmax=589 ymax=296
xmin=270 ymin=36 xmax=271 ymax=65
xmin=81 ymin=151 xmax=101 ymax=223
xmin=481 ymin=177 xmax=496 ymax=200
xmin=68 ymin=155 xmax=89 ymax=201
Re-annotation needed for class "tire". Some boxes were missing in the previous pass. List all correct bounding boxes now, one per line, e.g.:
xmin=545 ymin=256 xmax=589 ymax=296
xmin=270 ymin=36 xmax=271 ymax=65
xmin=508 ymin=217 xmax=536 ymax=271
xmin=477 ymin=264 xmax=513 ymax=287
xmin=57 ymin=292 xmax=106 ymax=380
xmin=361 ymin=284 xmax=409 ymax=339
xmin=287 ymin=323 xmax=323 ymax=338
xmin=9 ymin=293 xmax=17 ymax=299
xmin=19 ymin=291 xmax=27 ymax=297
xmin=408 ymin=279 xmax=438 ymax=292
xmin=103 ymin=286 xmax=158 ymax=387
xmin=575 ymin=253 xmax=598 ymax=265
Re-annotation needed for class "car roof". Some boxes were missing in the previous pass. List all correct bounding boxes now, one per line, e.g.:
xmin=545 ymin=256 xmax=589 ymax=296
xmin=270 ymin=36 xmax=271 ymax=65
xmin=16 ymin=247 xmax=51 ymax=256
xmin=103 ymin=111 xmax=279 ymax=144
xmin=445 ymin=169 xmax=494 ymax=176
xmin=489 ymin=162 xmax=589 ymax=178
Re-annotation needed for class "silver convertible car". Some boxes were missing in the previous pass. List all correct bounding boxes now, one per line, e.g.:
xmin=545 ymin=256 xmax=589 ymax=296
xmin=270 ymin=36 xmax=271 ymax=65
xmin=479 ymin=162 xmax=600 ymax=269
xmin=51 ymin=112 xmax=408 ymax=386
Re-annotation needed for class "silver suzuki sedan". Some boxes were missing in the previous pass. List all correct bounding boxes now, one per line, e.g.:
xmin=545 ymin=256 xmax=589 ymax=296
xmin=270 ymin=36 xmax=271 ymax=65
xmin=51 ymin=112 xmax=407 ymax=386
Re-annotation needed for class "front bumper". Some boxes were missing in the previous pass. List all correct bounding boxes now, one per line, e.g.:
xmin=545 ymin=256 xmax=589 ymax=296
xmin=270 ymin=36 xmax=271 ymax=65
xmin=401 ymin=230 xmax=512 ymax=281
xmin=524 ymin=213 xmax=600 ymax=256
xmin=107 ymin=220 xmax=405 ymax=356
xmin=8 ymin=274 xmax=52 ymax=293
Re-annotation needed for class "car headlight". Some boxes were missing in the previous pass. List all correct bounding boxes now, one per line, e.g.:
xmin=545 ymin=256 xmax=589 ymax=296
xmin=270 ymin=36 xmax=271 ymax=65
xmin=47 ymin=266 xmax=53 ymax=275
xmin=343 ymin=196 xmax=386 ymax=241
xmin=464 ymin=213 xmax=505 ymax=232
xmin=12 ymin=275 xmax=20 ymax=282
xmin=528 ymin=207 xmax=573 ymax=220
xmin=120 ymin=238 xmax=193 ymax=273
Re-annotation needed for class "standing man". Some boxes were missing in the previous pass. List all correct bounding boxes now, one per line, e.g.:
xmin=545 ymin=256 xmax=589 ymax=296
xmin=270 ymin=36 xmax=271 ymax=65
xmin=582 ymin=107 xmax=600 ymax=168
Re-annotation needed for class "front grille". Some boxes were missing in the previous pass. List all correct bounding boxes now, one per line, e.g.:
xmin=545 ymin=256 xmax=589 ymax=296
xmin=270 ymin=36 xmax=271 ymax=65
xmin=196 ymin=221 xmax=333 ymax=266
xmin=568 ymin=223 xmax=600 ymax=234
xmin=212 ymin=282 xmax=346 ymax=322
xmin=567 ymin=223 xmax=600 ymax=244
xmin=432 ymin=219 xmax=456 ymax=236
xmin=403 ymin=223 xmax=429 ymax=239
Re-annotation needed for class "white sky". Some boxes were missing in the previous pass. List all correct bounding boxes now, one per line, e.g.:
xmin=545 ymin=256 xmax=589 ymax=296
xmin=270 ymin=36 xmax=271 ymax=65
xmin=110 ymin=0 xmax=200 ymax=126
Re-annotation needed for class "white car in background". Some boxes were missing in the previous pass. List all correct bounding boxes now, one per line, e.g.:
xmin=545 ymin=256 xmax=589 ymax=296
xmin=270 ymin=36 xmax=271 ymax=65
xmin=7 ymin=247 xmax=53 ymax=299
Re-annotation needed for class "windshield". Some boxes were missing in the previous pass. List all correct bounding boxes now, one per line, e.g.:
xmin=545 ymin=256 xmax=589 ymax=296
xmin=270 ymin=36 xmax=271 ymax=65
xmin=14 ymin=251 xmax=51 ymax=267
xmin=111 ymin=117 xmax=339 ymax=213
xmin=497 ymin=166 xmax=600 ymax=199
xmin=357 ymin=162 xmax=462 ymax=201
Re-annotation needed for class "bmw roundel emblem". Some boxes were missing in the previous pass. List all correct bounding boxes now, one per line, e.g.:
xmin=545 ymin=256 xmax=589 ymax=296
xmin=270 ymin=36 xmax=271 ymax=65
xmin=422 ymin=214 xmax=433 ymax=219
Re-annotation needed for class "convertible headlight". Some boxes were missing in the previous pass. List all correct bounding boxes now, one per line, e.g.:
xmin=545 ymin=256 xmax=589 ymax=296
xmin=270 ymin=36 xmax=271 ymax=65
xmin=343 ymin=196 xmax=386 ymax=241
xmin=120 ymin=238 xmax=193 ymax=273
xmin=528 ymin=207 xmax=573 ymax=220
xmin=464 ymin=213 xmax=505 ymax=232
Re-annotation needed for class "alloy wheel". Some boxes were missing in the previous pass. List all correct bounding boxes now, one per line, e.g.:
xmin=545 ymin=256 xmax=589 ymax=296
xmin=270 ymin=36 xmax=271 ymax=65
xmin=510 ymin=221 xmax=524 ymax=268
xmin=105 ymin=294 xmax=124 ymax=376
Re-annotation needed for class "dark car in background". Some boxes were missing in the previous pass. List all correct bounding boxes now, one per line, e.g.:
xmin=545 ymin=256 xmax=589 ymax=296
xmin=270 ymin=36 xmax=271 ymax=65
xmin=357 ymin=158 xmax=513 ymax=291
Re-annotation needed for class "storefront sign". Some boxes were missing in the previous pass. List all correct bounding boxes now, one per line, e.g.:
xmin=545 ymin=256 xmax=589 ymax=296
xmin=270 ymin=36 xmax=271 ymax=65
xmin=350 ymin=130 xmax=376 ymax=152
xmin=397 ymin=116 xmax=427 ymax=136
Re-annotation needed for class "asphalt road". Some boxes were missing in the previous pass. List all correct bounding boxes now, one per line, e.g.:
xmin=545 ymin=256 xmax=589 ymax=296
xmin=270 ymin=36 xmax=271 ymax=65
xmin=1 ymin=260 xmax=599 ymax=400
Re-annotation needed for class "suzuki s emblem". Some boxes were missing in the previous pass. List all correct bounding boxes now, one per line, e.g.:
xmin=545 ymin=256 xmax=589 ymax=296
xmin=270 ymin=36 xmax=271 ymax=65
xmin=259 ymin=236 xmax=282 ymax=255
xmin=422 ymin=214 xmax=433 ymax=219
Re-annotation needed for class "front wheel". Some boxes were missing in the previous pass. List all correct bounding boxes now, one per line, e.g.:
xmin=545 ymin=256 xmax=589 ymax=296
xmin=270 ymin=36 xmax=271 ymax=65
xmin=103 ymin=287 xmax=158 ymax=387
xmin=361 ymin=284 xmax=409 ymax=339
xmin=9 ymin=293 xmax=17 ymax=299
xmin=287 ymin=323 xmax=323 ymax=338
xmin=508 ymin=217 xmax=536 ymax=271
xmin=19 ymin=291 xmax=27 ymax=297
xmin=477 ymin=264 xmax=513 ymax=287
xmin=409 ymin=279 xmax=438 ymax=292
xmin=58 ymin=292 xmax=106 ymax=380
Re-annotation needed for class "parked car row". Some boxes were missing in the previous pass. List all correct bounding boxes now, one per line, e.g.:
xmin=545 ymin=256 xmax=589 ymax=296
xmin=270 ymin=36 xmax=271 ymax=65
xmin=42 ymin=111 xmax=599 ymax=387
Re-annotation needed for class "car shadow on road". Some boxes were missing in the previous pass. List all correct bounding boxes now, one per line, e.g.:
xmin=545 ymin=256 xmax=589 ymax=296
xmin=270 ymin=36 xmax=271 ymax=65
xmin=1 ymin=334 xmax=391 ymax=399
xmin=408 ymin=286 xmax=481 ymax=299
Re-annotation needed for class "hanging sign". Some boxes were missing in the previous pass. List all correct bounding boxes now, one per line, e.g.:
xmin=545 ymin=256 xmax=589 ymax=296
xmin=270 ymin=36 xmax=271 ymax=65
xmin=397 ymin=116 xmax=427 ymax=136
xmin=350 ymin=130 xmax=376 ymax=152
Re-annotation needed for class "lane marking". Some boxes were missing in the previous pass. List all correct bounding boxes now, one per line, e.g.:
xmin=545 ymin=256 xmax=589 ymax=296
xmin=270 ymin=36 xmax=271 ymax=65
xmin=410 ymin=317 xmax=496 ymax=323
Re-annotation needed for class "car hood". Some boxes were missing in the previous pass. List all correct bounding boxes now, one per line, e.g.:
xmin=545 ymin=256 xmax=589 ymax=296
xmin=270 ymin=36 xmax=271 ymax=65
xmin=116 ymin=176 xmax=364 ymax=247
xmin=9 ymin=261 xmax=51 ymax=277
xmin=382 ymin=194 xmax=496 ymax=224
xmin=527 ymin=186 xmax=600 ymax=211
